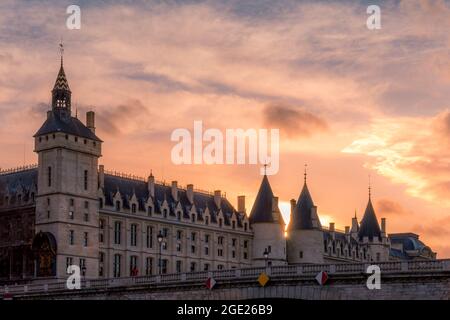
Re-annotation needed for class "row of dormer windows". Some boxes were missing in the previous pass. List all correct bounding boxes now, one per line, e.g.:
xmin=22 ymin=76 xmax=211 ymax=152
xmin=0 ymin=192 xmax=36 ymax=207
xmin=102 ymin=198 xmax=248 ymax=232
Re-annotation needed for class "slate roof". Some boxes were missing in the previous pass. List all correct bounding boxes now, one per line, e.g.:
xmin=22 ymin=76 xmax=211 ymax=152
xmin=53 ymin=62 xmax=70 ymax=92
xmin=34 ymin=110 xmax=102 ymax=142
xmin=0 ymin=168 xmax=38 ymax=204
xmin=389 ymin=233 xmax=426 ymax=251
xmin=248 ymin=175 xmax=284 ymax=225
xmin=102 ymin=174 xmax=244 ymax=226
xmin=358 ymin=198 xmax=382 ymax=241
xmin=288 ymin=182 xmax=318 ymax=230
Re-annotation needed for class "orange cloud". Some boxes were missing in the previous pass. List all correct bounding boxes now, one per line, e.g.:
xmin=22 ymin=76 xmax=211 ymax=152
xmin=343 ymin=110 xmax=450 ymax=207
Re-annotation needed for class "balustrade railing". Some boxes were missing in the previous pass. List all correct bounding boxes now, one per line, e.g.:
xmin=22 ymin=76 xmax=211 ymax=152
xmin=1 ymin=259 xmax=449 ymax=296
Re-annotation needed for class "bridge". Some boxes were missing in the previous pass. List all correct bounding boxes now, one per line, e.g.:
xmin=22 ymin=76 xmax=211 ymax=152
xmin=2 ymin=259 xmax=450 ymax=300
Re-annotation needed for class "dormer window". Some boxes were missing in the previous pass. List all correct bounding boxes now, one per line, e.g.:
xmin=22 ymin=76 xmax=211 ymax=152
xmin=131 ymin=203 xmax=137 ymax=213
xmin=116 ymin=201 xmax=121 ymax=211
xmin=191 ymin=213 xmax=196 ymax=223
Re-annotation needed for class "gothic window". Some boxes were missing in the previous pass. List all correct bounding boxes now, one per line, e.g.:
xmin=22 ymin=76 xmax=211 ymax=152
xmin=80 ymin=259 xmax=86 ymax=276
xmin=146 ymin=226 xmax=153 ymax=248
xmin=113 ymin=254 xmax=121 ymax=277
xmin=129 ymin=256 xmax=138 ymax=276
xmin=218 ymin=249 xmax=223 ymax=256
xmin=83 ymin=232 xmax=88 ymax=247
xmin=131 ymin=203 xmax=137 ymax=213
xmin=130 ymin=224 xmax=137 ymax=246
xmin=146 ymin=257 xmax=153 ymax=276
xmin=217 ymin=264 xmax=223 ymax=270
xmin=204 ymin=234 xmax=210 ymax=243
xmin=114 ymin=221 xmax=121 ymax=245
xmin=191 ymin=232 xmax=196 ymax=242
xmin=84 ymin=170 xmax=88 ymax=190
xmin=66 ymin=257 xmax=73 ymax=274
xmin=191 ymin=245 xmax=196 ymax=254
xmin=232 ymin=250 xmax=236 ymax=258
xmin=204 ymin=246 xmax=209 ymax=255
xmin=218 ymin=236 xmax=224 ymax=245
xmin=176 ymin=260 xmax=182 ymax=273
xmin=204 ymin=263 xmax=210 ymax=271
xmin=47 ymin=166 xmax=52 ymax=187
xmin=190 ymin=262 xmax=196 ymax=272
xmin=232 ymin=238 xmax=237 ymax=247
xmin=244 ymin=240 xmax=248 ymax=248
xmin=69 ymin=230 xmax=74 ymax=245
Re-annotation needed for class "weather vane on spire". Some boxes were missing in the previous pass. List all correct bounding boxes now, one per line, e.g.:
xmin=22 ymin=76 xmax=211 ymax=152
xmin=304 ymin=163 xmax=307 ymax=183
xmin=59 ymin=38 xmax=64 ymax=66
xmin=368 ymin=173 xmax=372 ymax=199
xmin=263 ymin=162 xmax=268 ymax=175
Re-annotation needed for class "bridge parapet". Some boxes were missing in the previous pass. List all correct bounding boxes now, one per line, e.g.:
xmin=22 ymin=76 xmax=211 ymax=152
xmin=2 ymin=259 xmax=450 ymax=297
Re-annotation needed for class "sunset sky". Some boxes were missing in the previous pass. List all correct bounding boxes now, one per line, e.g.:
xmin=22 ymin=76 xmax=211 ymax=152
xmin=0 ymin=0 xmax=449 ymax=256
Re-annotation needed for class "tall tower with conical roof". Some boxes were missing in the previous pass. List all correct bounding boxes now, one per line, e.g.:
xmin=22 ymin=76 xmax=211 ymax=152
xmin=357 ymin=184 xmax=390 ymax=262
xmin=33 ymin=44 xmax=102 ymax=279
xmin=287 ymin=168 xmax=324 ymax=264
xmin=249 ymin=174 xmax=286 ymax=267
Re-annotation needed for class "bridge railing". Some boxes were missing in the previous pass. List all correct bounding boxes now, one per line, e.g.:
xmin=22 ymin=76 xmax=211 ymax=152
xmin=2 ymin=259 xmax=450 ymax=296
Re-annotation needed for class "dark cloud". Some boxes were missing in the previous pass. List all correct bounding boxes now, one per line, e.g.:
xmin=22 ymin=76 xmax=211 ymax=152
xmin=263 ymin=103 xmax=328 ymax=137
xmin=95 ymin=99 xmax=151 ymax=136
xmin=375 ymin=199 xmax=407 ymax=217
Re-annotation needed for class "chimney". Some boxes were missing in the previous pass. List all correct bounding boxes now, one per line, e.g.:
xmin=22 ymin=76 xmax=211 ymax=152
xmin=345 ymin=226 xmax=350 ymax=234
xmin=237 ymin=195 xmax=246 ymax=214
xmin=290 ymin=199 xmax=296 ymax=214
xmin=148 ymin=174 xmax=155 ymax=198
xmin=329 ymin=222 xmax=335 ymax=232
xmin=98 ymin=165 xmax=105 ymax=189
xmin=381 ymin=218 xmax=386 ymax=234
xmin=171 ymin=181 xmax=178 ymax=201
xmin=187 ymin=184 xmax=194 ymax=204
xmin=214 ymin=190 xmax=221 ymax=208
xmin=86 ymin=111 xmax=96 ymax=133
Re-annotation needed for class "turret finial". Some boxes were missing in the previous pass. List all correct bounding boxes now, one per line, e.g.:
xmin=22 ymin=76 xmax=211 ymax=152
xmin=368 ymin=174 xmax=372 ymax=199
xmin=59 ymin=38 xmax=64 ymax=67
xmin=304 ymin=163 xmax=307 ymax=184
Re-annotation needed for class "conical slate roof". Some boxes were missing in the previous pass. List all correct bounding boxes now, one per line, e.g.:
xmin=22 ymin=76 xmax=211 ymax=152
xmin=289 ymin=182 xmax=318 ymax=230
xmin=53 ymin=61 xmax=71 ymax=92
xmin=358 ymin=198 xmax=381 ymax=241
xmin=249 ymin=175 xmax=283 ymax=224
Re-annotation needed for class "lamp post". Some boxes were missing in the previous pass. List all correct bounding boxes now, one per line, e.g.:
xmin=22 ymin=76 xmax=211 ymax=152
xmin=157 ymin=231 xmax=164 ymax=275
xmin=263 ymin=248 xmax=269 ymax=268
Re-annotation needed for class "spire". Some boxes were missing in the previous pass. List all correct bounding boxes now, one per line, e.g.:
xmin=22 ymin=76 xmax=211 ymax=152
xmin=358 ymin=183 xmax=381 ymax=241
xmin=52 ymin=41 xmax=71 ymax=117
xmin=304 ymin=163 xmax=307 ymax=184
xmin=249 ymin=174 xmax=284 ymax=225
xmin=288 ymin=170 xmax=321 ymax=230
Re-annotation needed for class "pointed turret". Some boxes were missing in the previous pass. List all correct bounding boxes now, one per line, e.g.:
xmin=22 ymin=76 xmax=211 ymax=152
xmin=286 ymin=166 xmax=324 ymax=264
xmin=288 ymin=167 xmax=321 ymax=230
xmin=249 ymin=175 xmax=284 ymax=225
xmin=250 ymin=174 xmax=286 ymax=267
xmin=51 ymin=44 xmax=72 ymax=116
xmin=358 ymin=197 xmax=381 ymax=241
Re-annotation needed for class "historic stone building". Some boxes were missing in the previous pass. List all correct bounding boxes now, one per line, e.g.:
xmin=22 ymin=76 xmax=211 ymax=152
xmin=0 ymin=56 xmax=436 ymax=283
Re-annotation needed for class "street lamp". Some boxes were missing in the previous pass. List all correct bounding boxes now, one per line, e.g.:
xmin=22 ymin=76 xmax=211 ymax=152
xmin=157 ymin=231 xmax=164 ymax=275
xmin=263 ymin=248 xmax=269 ymax=268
